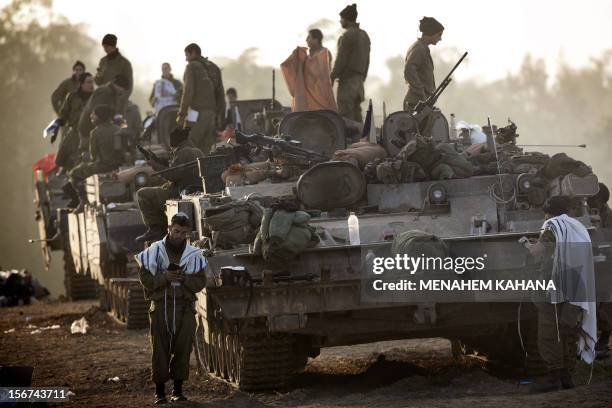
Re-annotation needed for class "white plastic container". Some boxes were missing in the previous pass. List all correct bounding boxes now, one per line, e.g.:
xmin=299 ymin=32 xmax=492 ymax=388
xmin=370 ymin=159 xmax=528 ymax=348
xmin=348 ymin=212 xmax=360 ymax=245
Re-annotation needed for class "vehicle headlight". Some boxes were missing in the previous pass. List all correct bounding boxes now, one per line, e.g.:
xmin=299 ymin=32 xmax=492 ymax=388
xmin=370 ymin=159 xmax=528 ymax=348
xmin=428 ymin=184 xmax=447 ymax=204
xmin=134 ymin=172 xmax=148 ymax=188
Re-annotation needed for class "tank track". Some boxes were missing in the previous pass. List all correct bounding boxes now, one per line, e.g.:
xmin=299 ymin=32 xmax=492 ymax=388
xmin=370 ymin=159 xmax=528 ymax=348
xmin=195 ymin=318 xmax=308 ymax=391
xmin=108 ymin=278 xmax=149 ymax=329
xmin=100 ymin=258 xmax=149 ymax=329
xmin=62 ymin=236 xmax=97 ymax=301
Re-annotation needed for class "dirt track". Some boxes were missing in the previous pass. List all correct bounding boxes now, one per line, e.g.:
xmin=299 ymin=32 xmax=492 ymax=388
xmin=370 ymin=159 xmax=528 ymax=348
xmin=1 ymin=300 xmax=612 ymax=408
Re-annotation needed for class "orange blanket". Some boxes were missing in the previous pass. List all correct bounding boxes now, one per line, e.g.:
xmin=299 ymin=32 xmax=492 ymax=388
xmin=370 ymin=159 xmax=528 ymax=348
xmin=281 ymin=47 xmax=337 ymax=112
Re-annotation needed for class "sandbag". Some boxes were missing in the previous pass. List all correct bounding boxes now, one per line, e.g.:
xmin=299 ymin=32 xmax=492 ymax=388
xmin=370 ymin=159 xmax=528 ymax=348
xmin=332 ymin=141 xmax=387 ymax=170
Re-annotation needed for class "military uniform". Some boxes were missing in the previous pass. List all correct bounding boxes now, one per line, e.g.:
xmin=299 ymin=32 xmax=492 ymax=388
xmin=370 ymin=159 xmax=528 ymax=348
xmin=51 ymin=76 xmax=79 ymax=115
xmin=403 ymin=39 xmax=436 ymax=111
xmin=330 ymin=23 xmax=370 ymax=123
xmin=78 ymin=84 xmax=125 ymax=152
xmin=94 ymin=50 xmax=133 ymax=94
xmin=532 ymin=227 xmax=581 ymax=383
xmin=137 ymin=140 xmax=204 ymax=228
xmin=138 ymin=241 xmax=207 ymax=385
xmin=69 ymin=122 xmax=123 ymax=183
xmin=56 ymin=90 xmax=91 ymax=170
xmin=179 ymin=56 xmax=225 ymax=154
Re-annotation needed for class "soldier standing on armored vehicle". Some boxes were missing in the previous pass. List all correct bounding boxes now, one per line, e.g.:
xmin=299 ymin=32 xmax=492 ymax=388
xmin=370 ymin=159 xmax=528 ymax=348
xmin=55 ymin=72 xmax=94 ymax=175
xmin=177 ymin=43 xmax=225 ymax=154
xmin=65 ymin=104 xmax=124 ymax=212
xmin=330 ymin=3 xmax=370 ymax=124
xmin=51 ymin=60 xmax=85 ymax=115
xmin=77 ymin=74 xmax=131 ymax=156
xmin=94 ymin=34 xmax=133 ymax=99
xmin=403 ymin=17 xmax=444 ymax=112
xmin=136 ymin=127 xmax=204 ymax=243
xmin=136 ymin=212 xmax=208 ymax=404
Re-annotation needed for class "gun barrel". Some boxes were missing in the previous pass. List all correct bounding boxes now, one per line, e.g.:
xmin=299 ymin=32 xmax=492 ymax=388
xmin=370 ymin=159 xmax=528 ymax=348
xmin=151 ymin=160 xmax=198 ymax=176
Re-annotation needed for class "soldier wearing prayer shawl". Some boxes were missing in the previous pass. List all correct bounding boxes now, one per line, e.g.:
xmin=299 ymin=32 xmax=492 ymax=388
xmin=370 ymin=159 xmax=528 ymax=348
xmin=136 ymin=212 xmax=208 ymax=405
xmin=528 ymin=196 xmax=597 ymax=393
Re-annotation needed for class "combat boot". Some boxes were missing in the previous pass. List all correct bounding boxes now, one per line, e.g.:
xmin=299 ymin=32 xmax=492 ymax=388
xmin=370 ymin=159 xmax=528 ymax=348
xmin=596 ymin=330 xmax=610 ymax=359
xmin=170 ymin=380 xmax=187 ymax=402
xmin=560 ymin=369 xmax=575 ymax=389
xmin=62 ymin=183 xmax=79 ymax=209
xmin=153 ymin=382 xmax=167 ymax=405
xmin=529 ymin=372 xmax=562 ymax=393
xmin=71 ymin=183 xmax=87 ymax=214
xmin=136 ymin=226 xmax=166 ymax=243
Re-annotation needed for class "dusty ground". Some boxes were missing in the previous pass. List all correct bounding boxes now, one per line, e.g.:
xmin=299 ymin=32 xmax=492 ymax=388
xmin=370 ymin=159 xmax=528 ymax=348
xmin=1 ymin=300 xmax=612 ymax=408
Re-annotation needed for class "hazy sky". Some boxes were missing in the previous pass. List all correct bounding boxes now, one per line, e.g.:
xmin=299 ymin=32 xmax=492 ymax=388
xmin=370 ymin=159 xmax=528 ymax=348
xmin=48 ymin=0 xmax=612 ymax=87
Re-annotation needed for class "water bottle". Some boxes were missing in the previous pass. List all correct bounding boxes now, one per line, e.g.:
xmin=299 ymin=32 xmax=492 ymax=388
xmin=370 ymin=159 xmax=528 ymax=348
xmin=348 ymin=212 xmax=360 ymax=245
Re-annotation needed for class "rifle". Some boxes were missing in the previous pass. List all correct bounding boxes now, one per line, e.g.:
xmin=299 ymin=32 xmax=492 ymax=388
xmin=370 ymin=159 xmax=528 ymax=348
xmin=234 ymin=130 xmax=329 ymax=163
xmin=412 ymin=52 xmax=468 ymax=123
xmin=136 ymin=144 xmax=168 ymax=166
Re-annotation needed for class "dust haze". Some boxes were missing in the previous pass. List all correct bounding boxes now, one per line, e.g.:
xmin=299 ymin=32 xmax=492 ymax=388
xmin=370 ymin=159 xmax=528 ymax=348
xmin=1 ymin=0 xmax=610 ymax=296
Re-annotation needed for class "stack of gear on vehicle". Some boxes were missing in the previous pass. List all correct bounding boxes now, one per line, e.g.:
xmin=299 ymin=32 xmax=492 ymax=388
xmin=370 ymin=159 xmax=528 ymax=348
xmin=253 ymin=199 xmax=319 ymax=262
xmin=202 ymin=198 xmax=264 ymax=249
xmin=332 ymin=141 xmax=387 ymax=170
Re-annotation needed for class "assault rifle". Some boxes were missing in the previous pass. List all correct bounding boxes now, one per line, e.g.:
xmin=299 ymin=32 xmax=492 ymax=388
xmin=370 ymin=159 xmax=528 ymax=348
xmin=412 ymin=52 xmax=468 ymax=123
xmin=234 ymin=131 xmax=329 ymax=163
xmin=137 ymin=144 xmax=168 ymax=166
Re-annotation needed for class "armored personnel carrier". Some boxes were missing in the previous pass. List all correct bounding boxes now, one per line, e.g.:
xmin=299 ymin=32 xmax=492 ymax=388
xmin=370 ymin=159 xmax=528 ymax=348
xmin=161 ymin=106 xmax=608 ymax=391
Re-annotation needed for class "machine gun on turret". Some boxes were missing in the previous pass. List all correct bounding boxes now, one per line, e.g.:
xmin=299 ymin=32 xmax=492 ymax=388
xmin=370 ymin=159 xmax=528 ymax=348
xmin=234 ymin=131 xmax=330 ymax=164
xmin=412 ymin=52 xmax=468 ymax=124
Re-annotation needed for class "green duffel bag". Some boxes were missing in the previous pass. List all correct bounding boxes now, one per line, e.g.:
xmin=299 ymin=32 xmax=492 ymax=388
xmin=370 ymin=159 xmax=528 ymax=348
xmin=262 ymin=224 xmax=318 ymax=262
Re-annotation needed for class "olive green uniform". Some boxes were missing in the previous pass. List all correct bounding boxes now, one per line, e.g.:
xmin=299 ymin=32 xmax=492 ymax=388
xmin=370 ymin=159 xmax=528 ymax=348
xmin=533 ymin=228 xmax=581 ymax=374
xmin=179 ymin=56 xmax=225 ymax=154
xmin=403 ymin=39 xmax=435 ymax=111
xmin=51 ymin=76 xmax=79 ymax=115
xmin=137 ymin=140 xmax=204 ymax=228
xmin=68 ymin=122 xmax=122 ymax=183
xmin=597 ymin=205 xmax=612 ymax=339
xmin=139 ymin=243 xmax=207 ymax=383
xmin=94 ymin=50 xmax=133 ymax=95
xmin=78 ymin=84 xmax=125 ymax=152
xmin=330 ymin=23 xmax=370 ymax=123
xmin=56 ymin=90 xmax=91 ymax=170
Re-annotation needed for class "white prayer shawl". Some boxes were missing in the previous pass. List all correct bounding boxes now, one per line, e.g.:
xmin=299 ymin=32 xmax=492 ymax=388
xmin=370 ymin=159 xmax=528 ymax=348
xmin=135 ymin=237 xmax=207 ymax=276
xmin=153 ymin=78 xmax=178 ymax=114
xmin=135 ymin=238 xmax=207 ymax=335
xmin=542 ymin=214 xmax=597 ymax=363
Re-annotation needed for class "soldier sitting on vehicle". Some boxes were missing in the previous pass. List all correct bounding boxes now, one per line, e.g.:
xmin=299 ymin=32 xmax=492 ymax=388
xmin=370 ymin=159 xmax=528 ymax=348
xmin=78 ymin=74 xmax=131 ymax=156
xmin=65 ymin=104 xmax=123 ymax=213
xmin=55 ymin=72 xmax=94 ymax=175
xmin=136 ymin=212 xmax=208 ymax=404
xmin=136 ymin=127 xmax=204 ymax=243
